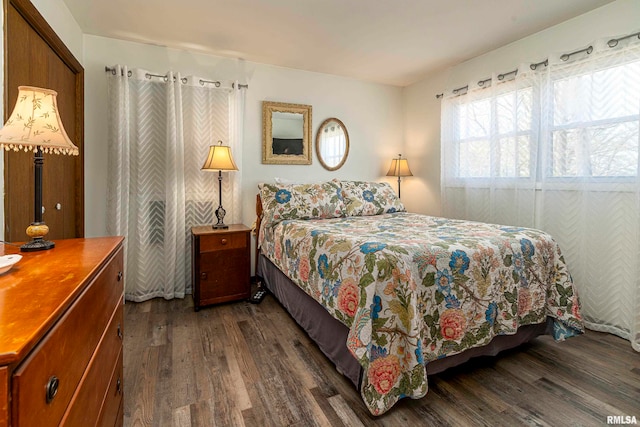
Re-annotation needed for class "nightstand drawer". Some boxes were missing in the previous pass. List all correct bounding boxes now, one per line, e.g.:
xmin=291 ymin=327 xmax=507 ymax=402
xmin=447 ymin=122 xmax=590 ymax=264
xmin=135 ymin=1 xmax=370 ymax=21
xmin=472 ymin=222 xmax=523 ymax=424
xmin=199 ymin=232 xmax=247 ymax=252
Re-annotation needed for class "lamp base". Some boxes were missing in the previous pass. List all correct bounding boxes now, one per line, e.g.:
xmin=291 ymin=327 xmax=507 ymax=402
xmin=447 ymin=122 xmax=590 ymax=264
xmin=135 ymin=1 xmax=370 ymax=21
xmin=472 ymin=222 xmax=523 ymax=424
xmin=21 ymin=238 xmax=55 ymax=252
xmin=212 ymin=205 xmax=228 ymax=229
xmin=21 ymin=222 xmax=55 ymax=252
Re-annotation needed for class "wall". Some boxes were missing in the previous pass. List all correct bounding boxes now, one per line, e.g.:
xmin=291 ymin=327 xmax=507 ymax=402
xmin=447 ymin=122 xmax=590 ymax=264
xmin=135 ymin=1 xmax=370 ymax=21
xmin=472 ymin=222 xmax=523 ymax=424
xmin=402 ymin=0 xmax=640 ymax=216
xmin=31 ymin=0 xmax=83 ymax=61
xmin=82 ymin=35 xmax=403 ymax=237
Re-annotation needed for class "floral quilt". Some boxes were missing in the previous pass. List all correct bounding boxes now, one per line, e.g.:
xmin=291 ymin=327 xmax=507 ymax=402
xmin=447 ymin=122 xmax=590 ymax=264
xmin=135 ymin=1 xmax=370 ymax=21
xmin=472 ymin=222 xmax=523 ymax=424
xmin=258 ymin=212 xmax=584 ymax=415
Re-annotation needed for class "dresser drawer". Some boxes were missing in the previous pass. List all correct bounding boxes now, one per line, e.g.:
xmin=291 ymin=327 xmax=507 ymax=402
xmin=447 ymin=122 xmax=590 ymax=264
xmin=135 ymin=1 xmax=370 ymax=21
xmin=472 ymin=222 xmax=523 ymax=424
xmin=12 ymin=248 xmax=124 ymax=427
xmin=97 ymin=349 xmax=123 ymax=427
xmin=199 ymin=232 xmax=247 ymax=252
xmin=60 ymin=300 xmax=123 ymax=426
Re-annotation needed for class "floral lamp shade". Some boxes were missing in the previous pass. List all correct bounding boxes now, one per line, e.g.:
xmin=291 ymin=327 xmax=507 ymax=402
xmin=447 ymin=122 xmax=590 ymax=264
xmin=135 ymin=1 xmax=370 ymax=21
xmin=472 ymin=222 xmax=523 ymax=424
xmin=0 ymin=86 xmax=79 ymax=155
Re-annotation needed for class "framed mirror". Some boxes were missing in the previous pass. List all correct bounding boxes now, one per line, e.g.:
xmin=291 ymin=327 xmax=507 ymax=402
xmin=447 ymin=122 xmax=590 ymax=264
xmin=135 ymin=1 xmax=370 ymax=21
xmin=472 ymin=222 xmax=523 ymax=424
xmin=316 ymin=117 xmax=349 ymax=171
xmin=262 ymin=101 xmax=312 ymax=165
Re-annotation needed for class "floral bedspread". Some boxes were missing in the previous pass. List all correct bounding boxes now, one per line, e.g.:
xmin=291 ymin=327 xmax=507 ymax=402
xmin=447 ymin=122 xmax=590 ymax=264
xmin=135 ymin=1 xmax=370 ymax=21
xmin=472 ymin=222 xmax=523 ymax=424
xmin=258 ymin=212 xmax=584 ymax=415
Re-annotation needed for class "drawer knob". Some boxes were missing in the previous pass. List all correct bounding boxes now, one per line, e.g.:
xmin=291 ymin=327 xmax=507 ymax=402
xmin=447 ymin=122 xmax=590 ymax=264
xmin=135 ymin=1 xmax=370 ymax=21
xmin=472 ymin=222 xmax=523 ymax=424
xmin=117 ymin=271 xmax=123 ymax=281
xmin=45 ymin=376 xmax=59 ymax=404
xmin=117 ymin=323 xmax=123 ymax=340
xmin=117 ymin=377 xmax=122 ymax=394
xmin=221 ymin=238 xmax=228 ymax=245
xmin=200 ymin=272 xmax=208 ymax=280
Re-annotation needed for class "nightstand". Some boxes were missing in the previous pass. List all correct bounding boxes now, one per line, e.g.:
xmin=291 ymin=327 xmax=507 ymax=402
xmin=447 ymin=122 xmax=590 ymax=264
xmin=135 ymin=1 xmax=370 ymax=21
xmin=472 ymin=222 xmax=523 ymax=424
xmin=191 ymin=224 xmax=251 ymax=311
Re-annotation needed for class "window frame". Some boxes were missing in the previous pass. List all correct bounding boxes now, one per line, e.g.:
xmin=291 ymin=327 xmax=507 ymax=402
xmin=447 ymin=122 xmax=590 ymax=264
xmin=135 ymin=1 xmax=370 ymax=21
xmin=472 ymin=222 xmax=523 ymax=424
xmin=446 ymin=81 xmax=537 ymax=183
xmin=544 ymin=59 xmax=640 ymax=181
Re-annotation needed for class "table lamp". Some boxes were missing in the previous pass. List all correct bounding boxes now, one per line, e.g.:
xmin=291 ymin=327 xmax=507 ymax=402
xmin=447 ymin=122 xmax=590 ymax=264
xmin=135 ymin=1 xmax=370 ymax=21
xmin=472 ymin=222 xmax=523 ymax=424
xmin=386 ymin=153 xmax=413 ymax=198
xmin=0 ymin=86 xmax=79 ymax=251
xmin=201 ymin=141 xmax=238 ymax=229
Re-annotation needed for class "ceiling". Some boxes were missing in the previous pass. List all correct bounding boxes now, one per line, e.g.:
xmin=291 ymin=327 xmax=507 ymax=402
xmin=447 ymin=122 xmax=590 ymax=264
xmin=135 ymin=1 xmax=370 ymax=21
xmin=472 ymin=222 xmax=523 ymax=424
xmin=62 ymin=0 xmax=614 ymax=87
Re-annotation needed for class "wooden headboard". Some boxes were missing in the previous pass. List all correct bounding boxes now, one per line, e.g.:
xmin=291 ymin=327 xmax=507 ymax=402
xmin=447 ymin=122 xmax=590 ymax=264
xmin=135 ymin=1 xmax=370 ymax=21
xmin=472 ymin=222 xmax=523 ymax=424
xmin=254 ymin=194 xmax=263 ymax=274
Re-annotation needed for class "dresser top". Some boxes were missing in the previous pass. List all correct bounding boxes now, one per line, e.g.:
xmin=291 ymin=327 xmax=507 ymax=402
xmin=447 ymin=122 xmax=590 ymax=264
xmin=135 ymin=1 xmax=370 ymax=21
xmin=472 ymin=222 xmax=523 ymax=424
xmin=0 ymin=237 xmax=124 ymax=366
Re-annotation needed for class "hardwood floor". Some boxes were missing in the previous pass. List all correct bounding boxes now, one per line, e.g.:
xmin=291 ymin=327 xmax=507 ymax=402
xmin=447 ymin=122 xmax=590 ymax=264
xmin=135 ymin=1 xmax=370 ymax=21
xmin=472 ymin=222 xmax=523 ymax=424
xmin=124 ymin=294 xmax=640 ymax=427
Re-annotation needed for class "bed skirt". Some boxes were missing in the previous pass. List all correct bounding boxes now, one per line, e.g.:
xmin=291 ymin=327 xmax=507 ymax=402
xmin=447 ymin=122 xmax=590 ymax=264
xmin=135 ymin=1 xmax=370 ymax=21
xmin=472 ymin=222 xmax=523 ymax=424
xmin=257 ymin=254 xmax=552 ymax=390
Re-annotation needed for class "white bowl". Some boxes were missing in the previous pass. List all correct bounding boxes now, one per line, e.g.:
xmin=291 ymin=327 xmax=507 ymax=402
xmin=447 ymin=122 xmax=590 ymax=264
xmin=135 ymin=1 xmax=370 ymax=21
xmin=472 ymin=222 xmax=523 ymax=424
xmin=0 ymin=254 xmax=22 ymax=274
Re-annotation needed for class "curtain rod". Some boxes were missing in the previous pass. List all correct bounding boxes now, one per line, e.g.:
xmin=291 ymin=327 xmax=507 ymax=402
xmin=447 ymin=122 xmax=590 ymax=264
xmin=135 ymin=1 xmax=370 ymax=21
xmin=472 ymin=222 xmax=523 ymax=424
xmin=608 ymin=31 xmax=640 ymax=47
xmin=435 ymin=29 xmax=640 ymax=99
xmin=104 ymin=66 xmax=248 ymax=89
xmin=530 ymin=59 xmax=548 ymax=70
xmin=106 ymin=66 xmax=132 ymax=77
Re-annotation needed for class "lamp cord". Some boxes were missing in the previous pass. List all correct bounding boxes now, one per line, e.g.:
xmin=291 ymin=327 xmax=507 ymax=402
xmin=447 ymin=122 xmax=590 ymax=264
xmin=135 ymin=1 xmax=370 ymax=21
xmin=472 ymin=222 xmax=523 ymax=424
xmin=1 ymin=240 xmax=21 ymax=247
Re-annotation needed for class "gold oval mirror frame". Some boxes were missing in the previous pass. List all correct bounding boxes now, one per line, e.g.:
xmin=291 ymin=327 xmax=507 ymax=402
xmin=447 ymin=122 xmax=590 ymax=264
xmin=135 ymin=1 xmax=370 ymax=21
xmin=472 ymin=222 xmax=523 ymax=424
xmin=316 ymin=118 xmax=349 ymax=171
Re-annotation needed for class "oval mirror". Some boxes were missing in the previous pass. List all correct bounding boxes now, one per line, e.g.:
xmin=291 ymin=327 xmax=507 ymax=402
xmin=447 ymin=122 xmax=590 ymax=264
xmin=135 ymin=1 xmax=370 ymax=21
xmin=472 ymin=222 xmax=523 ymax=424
xmin=316 ymin=118 xmax=349 ymax=171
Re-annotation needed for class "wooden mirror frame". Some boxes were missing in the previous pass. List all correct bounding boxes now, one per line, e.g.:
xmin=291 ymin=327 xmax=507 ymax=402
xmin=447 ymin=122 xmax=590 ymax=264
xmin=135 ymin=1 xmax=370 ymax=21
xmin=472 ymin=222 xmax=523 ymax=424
xmin=262 ymin=101 xmax=312 ymax=165
xmin=316 ymin=117 xmax=349 ymax=171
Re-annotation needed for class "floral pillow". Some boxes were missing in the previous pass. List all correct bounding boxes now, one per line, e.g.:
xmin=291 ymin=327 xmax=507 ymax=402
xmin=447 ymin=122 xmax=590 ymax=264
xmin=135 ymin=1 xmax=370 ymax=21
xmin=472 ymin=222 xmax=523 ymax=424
xmin=259 ymin=181 xmax=345 ymax=227
xmin=337 ymin=180 xmax=405 ymax=216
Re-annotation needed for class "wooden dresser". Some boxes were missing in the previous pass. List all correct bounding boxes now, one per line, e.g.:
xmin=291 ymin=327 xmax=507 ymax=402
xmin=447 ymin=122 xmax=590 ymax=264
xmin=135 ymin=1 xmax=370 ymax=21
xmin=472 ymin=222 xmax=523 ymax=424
xmin=0 ymin=237 xmax=125 ymax=427
xmin=191 ymin=224 xmax=251 ymax=311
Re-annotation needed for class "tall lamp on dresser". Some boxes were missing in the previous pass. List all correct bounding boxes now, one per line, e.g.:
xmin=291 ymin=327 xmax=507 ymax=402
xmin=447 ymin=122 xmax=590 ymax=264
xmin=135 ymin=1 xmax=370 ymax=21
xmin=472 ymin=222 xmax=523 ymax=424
xmin=0 ymin=86 xmax=79 ymax=251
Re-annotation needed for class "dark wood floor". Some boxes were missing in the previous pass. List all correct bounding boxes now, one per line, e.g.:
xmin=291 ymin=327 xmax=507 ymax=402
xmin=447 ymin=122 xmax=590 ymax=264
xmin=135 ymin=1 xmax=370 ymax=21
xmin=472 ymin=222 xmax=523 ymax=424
xmin=124 ymin=293 xmax=640 ymax=427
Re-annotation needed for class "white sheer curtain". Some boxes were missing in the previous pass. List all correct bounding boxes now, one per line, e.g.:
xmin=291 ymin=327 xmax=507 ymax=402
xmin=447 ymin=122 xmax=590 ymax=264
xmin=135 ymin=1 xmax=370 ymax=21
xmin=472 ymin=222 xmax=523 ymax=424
xmin=441 ymin=66 xmax=539 ymax=228
xmin=441 ymin=34 xmax=640 ymax=351
xmin=107 ymin=66 xmax=245 ymax=302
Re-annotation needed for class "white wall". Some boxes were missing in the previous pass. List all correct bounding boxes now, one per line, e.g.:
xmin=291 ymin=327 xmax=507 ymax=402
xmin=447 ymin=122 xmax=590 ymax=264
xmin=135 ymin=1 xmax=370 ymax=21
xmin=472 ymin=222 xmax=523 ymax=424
xmin=402 ymin=0 xmax=640 ymax=216
xmin=83 ymin=35 xmax=403 ymax=237
xmin=31 ymin=0 xmax=83 ymax=62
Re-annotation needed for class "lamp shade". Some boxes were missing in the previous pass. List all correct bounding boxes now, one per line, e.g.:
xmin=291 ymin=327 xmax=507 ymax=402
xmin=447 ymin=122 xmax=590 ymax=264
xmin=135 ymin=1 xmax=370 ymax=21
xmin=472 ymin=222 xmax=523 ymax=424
xmin=0 ymin=86 xmax=78 ymax=156
xmin=386 ymin=154 xmax=413 ymax=177
xmin=201 ymin=142 xmax=238 ymax=171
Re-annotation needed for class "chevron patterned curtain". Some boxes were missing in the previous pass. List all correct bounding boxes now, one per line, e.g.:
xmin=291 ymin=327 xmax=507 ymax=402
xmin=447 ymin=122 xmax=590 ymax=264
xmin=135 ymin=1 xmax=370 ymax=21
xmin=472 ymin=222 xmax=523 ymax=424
xmin=442 ymin=35 xmax=640 ymax=351
xmin=107 ymin=66 xmax=245 ymax=302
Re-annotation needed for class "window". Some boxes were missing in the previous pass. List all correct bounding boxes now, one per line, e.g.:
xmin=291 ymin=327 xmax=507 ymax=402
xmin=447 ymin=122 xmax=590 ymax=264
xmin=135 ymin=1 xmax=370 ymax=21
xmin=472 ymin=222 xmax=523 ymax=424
xmin=441 ymin=38 xmax=640 ymax=353
xmin=549 ymin=60 xmax=640 ymax=178
xmin=444 ymin=56 xmax=640 ymax=182
xmin=451 ymin=85 xmax=533 ymax=179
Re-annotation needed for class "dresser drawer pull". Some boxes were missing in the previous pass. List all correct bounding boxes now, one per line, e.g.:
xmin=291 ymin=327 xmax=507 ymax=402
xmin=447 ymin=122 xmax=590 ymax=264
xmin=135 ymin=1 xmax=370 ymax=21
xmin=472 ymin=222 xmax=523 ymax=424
xmin=45 ymin=376 xmax=59 ymax=404
xmin=221 ymin=238 xmax=228 ymax=245
xmin=117 ymin=323 xmax=123 ymax=340
xmin=117 ymin=377 xmax=122 ymax=394
xmin=117 ymin=271 xmax=123 ymax=281
xmin=201 ymin=272 xmax=207 ymax=280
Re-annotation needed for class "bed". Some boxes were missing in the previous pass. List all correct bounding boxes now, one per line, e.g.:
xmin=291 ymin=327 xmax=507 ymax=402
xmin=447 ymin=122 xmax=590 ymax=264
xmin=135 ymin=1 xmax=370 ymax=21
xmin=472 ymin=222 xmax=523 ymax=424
xmin=255 ymin=180 xmax=584 ymax=415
